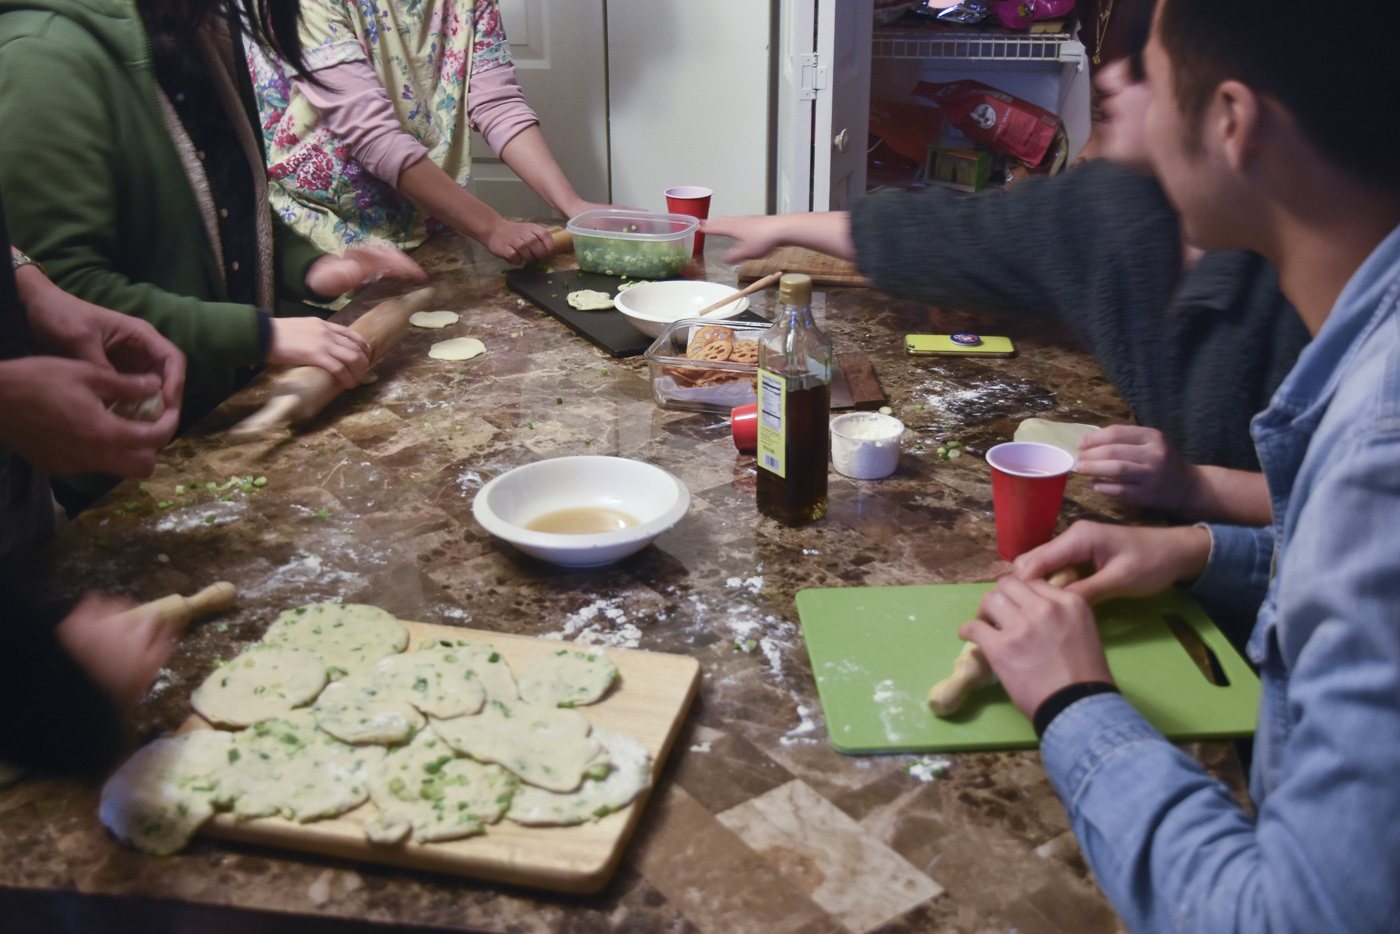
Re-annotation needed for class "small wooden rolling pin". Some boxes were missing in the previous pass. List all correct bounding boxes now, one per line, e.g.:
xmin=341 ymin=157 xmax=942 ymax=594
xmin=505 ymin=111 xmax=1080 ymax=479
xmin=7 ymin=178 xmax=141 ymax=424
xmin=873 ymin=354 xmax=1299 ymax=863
xmin=111 ymin=582 xmax=237 ymax=636
xmin=927 ymin=567 xmax=1080 ymax=717
xmin=230 ymin=287 xmax=437 ymax=435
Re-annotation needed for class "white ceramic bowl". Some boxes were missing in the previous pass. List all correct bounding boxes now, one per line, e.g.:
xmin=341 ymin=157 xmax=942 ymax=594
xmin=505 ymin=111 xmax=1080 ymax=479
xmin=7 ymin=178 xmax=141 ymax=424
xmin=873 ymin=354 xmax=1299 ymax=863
xmin=472 ymin=456 xmax=690 ymax=568
xmin=614 ymin=280 xmax=751 ymax=339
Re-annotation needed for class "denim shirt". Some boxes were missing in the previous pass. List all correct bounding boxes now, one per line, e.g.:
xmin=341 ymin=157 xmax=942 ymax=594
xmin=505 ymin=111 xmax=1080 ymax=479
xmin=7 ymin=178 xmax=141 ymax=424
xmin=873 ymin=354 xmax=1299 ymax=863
xmin=1039 ymin=223 xmax=1400 ymax=934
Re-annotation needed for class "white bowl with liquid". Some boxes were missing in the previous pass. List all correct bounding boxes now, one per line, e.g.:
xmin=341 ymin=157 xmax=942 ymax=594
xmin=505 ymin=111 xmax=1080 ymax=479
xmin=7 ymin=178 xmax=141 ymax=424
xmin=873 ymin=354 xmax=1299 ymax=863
xmin=472 ymin=456 xmax=690 ymax=567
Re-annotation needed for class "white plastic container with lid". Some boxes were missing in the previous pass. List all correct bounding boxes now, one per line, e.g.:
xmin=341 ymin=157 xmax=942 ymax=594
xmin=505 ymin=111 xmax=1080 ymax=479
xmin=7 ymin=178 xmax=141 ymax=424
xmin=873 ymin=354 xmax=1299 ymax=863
xmin=566 ymin=209 xmax=698 ymax=279
xmin=830 ymin=412 xmax=905 ymax=479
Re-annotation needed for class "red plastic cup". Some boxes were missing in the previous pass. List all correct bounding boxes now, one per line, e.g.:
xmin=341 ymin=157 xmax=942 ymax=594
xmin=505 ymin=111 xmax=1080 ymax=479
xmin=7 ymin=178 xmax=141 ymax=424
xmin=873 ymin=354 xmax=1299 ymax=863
xmin=665 ymin=186 xmax=712 ymax=257
xmin=731 ymin=402 xmax=758 ymax=452
xmin=986 ymin=441 xmax=1075 ymax=561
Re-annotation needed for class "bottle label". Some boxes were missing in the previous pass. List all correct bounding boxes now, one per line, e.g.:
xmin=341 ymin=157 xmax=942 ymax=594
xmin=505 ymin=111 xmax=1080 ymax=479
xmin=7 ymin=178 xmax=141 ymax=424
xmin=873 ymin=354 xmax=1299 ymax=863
xmin=757 ymin=370 xmax=787 ymax=477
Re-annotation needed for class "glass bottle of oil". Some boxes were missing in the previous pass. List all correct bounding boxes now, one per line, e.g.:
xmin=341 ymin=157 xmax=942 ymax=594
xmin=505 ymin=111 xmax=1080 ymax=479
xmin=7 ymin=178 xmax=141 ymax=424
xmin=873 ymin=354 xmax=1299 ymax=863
xmin=756 ymin=273 xmax=833 ymax=524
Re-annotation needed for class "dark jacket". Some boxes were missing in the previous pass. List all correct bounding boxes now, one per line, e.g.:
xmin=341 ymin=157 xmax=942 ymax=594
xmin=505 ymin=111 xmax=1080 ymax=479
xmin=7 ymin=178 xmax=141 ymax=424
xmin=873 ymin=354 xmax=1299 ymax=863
xmin=0 ymin=0 xmax=325 ymax=425
xmin=850 ymin=159 xmax=1312 ymax=472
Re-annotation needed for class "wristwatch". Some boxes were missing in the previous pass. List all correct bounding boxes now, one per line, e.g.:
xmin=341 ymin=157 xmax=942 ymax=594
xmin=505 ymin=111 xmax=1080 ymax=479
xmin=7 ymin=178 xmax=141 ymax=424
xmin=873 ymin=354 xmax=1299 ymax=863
xmin=10 ymin=249 xmax=44 ymax=276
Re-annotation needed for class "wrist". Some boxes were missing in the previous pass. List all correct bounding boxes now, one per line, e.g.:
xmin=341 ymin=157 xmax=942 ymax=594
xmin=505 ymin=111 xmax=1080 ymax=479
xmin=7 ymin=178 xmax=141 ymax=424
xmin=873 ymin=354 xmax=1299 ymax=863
xmin=1172 ymin=524 xmax=1213 ymax=581
xmin=13 ymin=259 xmax=50 ymax=306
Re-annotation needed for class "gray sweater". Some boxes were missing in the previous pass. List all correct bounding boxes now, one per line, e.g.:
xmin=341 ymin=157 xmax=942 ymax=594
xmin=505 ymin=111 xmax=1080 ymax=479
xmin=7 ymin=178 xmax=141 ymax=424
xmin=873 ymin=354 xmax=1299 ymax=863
xmin=851 ymin=160 xmax=1311 ymax=472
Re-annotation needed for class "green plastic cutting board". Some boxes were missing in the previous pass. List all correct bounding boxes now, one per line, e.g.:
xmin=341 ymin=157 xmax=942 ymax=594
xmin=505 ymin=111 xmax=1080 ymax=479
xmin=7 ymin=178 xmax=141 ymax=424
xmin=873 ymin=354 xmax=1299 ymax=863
xmin=795 ymin=583 xmax=1261 ymax=754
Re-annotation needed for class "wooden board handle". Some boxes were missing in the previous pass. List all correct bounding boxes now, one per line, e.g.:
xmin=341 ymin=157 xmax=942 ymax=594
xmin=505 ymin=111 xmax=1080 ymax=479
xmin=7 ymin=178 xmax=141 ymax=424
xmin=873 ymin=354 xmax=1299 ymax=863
xmin=927 ymin=567 xmax=1080 ymax=717
xmin=229 ymin=287 xmax=437 ymax=435
xmin=114 ymin=582 xmax=236 ymax=635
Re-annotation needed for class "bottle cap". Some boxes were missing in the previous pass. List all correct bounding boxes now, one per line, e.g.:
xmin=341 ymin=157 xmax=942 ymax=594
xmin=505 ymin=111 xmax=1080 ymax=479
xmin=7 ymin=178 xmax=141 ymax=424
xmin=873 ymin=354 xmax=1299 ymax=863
xmin=951 ymin=333 xmax=982 ymax=346
xmin=779 ymin=273 xmax=813 ymax=305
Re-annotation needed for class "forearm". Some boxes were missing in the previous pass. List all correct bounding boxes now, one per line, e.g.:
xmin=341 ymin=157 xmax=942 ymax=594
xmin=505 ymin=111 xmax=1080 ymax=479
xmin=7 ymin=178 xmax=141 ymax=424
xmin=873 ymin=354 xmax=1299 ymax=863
xmin=767 ymin=212 xmax=857 ymax=261
xmin=397 ymin=157 xmax=504 ymax=244
xmin=1186 ymin=466 xmax=1273 ymax=525
xmin=495 ymin=126 xmax=587 ymax=219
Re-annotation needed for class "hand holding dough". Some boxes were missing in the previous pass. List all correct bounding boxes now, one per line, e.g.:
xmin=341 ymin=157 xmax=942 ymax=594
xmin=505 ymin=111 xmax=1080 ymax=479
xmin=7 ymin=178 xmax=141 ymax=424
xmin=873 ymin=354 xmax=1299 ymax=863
xmin=927 ymin=567 xmax=1080 ymax=717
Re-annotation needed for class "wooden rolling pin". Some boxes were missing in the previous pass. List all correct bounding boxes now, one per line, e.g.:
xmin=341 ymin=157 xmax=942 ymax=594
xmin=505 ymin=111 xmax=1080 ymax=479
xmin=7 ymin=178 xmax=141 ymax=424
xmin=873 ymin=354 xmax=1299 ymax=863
xmin=927 ymin=567 xmax=1080 ymax=717
xmin=549 ymin=226 xmax=573 ymax=253
xmin=113 ymin=582 xmax=237 ymax=635
xmin=230 ymin=287 xmax=437 ymax=435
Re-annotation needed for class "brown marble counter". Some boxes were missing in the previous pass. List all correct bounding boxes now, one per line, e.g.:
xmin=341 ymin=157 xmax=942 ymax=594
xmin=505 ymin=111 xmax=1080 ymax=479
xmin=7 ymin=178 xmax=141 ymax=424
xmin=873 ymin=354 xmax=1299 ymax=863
xmin=0 ymin=231 xmax=1243 ymax=933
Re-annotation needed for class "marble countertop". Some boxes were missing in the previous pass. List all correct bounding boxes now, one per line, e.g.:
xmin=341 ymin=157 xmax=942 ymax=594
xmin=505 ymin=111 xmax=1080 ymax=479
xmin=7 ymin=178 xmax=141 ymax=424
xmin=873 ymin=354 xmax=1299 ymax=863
xmin=0 ymin=232 xmax=1243 ymax=933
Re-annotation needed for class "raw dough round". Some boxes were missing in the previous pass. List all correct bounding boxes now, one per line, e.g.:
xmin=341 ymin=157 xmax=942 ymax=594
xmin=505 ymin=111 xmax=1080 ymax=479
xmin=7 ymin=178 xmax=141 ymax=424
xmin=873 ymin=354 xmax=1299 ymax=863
xmin=313 ymin=677 xmax=426 ymax=746
xmin=517 ymin=648 xmax=618 ymax=708
xmin=565 ymin=289 xmax=615 ymax=311
xmin=430 ymin=699 xmax=602 ymax=793
xmin=110 ymin=392 xmax=166 ymax=422
xmin=506 ymin=726 xmax=651 ymax=826
xmin=262 ymin=603 xmax=408 ymax=678
xmin=313 ymin=643 xmax=488 ymax=744
xmin=1013 ymin=417 xmax=1100 ymax=460
xmin=409 ymin=310 xmax=461 ymax=329
xmin=214 ymin=710 xmax=384 ymax=822
xmin=191 ymin=644 xmax=329 ymax=727
xmin=365 ymin=728 xmax=518 ymax=844
xmin=99 ymin=730 xmax=232 ymax=855
xmin=428 ymin=337 xmax=486 ymax=361
xmin=613 ymin=280 xmax=650 ymax=293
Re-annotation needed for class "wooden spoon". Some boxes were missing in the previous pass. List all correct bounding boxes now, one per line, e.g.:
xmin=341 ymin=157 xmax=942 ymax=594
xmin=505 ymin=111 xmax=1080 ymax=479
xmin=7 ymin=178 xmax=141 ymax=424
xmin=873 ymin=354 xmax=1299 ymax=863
xmin=697 ymin=271 xmax=784 ymax=317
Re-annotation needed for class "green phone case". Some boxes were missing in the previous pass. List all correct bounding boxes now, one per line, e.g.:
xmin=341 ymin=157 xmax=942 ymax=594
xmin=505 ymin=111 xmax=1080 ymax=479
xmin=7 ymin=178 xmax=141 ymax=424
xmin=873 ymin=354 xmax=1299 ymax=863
xmin=905 ymin=334 xmax=1016 ymax=357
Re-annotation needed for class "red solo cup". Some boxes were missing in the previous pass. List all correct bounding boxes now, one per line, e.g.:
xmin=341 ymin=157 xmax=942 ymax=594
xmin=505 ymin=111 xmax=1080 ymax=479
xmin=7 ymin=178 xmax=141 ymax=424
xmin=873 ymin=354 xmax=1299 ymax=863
xmin=665 ymin=186 xmax=712 ymax=257
xmin=986 ymin=441 xmax=1075 ymax=561
xmin=731 ymin=402 xmax=758 ymax=452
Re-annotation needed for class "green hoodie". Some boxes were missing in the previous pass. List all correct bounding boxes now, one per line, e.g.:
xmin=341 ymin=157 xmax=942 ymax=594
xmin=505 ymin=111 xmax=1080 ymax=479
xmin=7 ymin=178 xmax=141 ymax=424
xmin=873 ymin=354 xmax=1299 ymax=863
xmin=0 ymin=0 xmax=325 ymax=423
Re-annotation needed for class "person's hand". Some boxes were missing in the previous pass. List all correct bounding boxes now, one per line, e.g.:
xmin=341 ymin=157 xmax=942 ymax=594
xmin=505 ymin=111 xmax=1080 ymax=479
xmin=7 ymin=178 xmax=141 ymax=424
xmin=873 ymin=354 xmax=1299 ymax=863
xmin=17 ymin=267 xmax=186 ymax=417
xmin=483 ymin=219 xmax=556 ymax=266
xmin=56 ymin=593 xmax=177 ymax=710
xmin=1075 ymin=425 xmax=1202 ymax=513
xmin=266 ymin=318 xmax=372 ymax=389
xmin=958 ymin=576 xmax=1114 ymax=719
xmin=704 ymin=215 xmax=794 ymax=264
xmin=303 ymin=244 xmax=426 ymax=300
xmin=1011 ymin=520 xmax=1213 ymax=605
xmin=0 ymin=356 xmax=179 ymax=476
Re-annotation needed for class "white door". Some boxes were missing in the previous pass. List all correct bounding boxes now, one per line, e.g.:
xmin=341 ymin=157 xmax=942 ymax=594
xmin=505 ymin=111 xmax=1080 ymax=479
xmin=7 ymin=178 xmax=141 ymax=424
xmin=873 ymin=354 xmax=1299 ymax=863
xmin=776 ymin=0 xmax=872 ymax=213
xmin=467 ymin=0 xmax=610 ymax=220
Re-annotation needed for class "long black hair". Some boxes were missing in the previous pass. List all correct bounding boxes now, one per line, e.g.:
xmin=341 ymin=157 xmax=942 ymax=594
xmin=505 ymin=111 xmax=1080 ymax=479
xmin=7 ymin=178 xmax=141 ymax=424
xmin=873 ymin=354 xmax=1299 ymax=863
xmin=137 ymin=0 xmax=311 ymax=77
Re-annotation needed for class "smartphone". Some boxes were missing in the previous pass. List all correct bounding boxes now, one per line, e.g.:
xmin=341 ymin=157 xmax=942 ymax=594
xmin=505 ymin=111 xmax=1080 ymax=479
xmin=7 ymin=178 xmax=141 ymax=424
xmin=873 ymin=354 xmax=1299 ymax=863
xmin=905 ymin=333 xmax=1017 ymax=357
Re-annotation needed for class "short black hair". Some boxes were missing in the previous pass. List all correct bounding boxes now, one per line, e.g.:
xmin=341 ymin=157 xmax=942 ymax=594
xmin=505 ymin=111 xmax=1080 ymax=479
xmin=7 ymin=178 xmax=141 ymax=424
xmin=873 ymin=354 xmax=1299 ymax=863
xmin=1124 ymin=0 xmax=1156 ymax=83
xmin=1157 ymin=0 xmax=1400 ymax=190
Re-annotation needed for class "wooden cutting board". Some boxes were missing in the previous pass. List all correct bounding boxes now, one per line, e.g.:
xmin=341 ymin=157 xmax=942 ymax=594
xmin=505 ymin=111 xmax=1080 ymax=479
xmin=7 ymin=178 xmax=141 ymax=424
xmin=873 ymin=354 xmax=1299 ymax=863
xmin=181 ymin=621 xmax=701 ymax=893
xmin=738 ymin=247 xmax=870 ymax=287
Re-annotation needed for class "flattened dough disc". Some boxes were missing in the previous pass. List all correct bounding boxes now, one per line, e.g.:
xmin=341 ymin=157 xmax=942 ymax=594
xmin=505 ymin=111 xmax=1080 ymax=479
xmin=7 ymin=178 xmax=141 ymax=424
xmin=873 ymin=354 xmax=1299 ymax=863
xmin=565 ymin=289 xmax=615 ymax=311
xmin=1013 ymin=417 xmax=1100 ymax=459
xmin=409 ymin=310 xmax=461 ymax=328
xmin=190 ymin=643 xmax=328 ymax=727
xmin=429 ymin=337 xmax=486 ymax=361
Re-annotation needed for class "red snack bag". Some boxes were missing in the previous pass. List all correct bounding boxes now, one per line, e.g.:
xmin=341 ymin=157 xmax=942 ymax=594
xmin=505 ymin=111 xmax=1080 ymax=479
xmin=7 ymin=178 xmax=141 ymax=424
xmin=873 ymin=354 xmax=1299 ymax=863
xmin=992 ymin=0 xmax=1076 ymax=30
xmin=913 ymin=79 xmax=1061 ymax=165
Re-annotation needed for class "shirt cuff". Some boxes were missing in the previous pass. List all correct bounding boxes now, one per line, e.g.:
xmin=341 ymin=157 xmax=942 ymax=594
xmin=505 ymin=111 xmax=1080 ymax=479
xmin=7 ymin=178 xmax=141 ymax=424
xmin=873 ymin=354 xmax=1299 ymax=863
xmin=1039 ymin=691 xmax=1163 ymax=807
xmin=1033 ymin=681 xmax=1119 ymax=736
xmin=1188 ymin=522 xmax=1274 ymax=611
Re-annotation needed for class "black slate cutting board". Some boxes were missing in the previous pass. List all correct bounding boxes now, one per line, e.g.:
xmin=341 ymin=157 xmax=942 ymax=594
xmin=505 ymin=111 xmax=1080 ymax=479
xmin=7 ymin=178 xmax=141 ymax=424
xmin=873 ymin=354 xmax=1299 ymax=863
xmin=506 ymin=268 xmax=766 ymax=358
xmin=506 ymin=267 xmax=659 ymax=357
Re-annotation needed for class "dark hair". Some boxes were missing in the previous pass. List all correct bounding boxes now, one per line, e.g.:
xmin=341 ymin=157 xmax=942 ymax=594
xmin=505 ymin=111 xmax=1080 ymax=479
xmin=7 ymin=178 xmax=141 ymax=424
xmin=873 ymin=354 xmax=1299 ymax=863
xmin=1124 ymin=0 xmax=1156 ymax=83
xmin=1157 ymin=0 xmax=1400 ymax=188
xmin=137 ymin=0 xmax=310 ymax=77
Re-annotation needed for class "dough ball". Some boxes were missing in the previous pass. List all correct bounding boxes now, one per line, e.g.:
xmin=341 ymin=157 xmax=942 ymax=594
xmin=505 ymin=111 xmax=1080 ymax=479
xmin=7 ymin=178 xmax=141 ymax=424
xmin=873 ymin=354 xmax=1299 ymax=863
xmin=517 ymin=648 xmax=618 ymax=708
xmin=190 ymin=643 xmax=328 ymax=727
xmin=111 ymin=392 xmax=166 ymax=422
xmin=409 ymin=311 xmax=461 ymax=329
xmin=428 ymin=337 xmax=486 ymax=361
xmin=565 ymin=289 xmax=615 ymax=311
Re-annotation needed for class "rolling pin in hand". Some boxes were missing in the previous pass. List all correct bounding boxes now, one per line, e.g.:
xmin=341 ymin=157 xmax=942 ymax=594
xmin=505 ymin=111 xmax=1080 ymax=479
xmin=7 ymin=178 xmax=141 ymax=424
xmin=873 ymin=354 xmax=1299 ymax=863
xmin=112 ymin=582 xmax=237 ymax=637
xmin=230 ymin=287 xmax=437 ymax=435
xmin=927 ymin=567 xmax=1080 ymax=717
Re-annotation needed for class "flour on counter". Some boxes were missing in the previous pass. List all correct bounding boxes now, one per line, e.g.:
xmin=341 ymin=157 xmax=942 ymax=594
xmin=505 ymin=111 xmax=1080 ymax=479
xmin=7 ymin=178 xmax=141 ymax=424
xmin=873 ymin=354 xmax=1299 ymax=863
xmin=541 ymin=597 xmax=642 ymax=649
xmin=905 ymin=756 xmax=952 ymax=783
xmin=725 ymin=575 xmax=764 ymax=594
xmin=781 ymin=698 xmax=821 ymax=746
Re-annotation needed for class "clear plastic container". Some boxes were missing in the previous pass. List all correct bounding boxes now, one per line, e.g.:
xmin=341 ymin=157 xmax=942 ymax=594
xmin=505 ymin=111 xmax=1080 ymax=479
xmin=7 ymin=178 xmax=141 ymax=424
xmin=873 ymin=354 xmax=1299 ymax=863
xmin=644 ymin=317 xmax=773 ymax=414
xmin=566 ymin=209 xmax=698 ymax=278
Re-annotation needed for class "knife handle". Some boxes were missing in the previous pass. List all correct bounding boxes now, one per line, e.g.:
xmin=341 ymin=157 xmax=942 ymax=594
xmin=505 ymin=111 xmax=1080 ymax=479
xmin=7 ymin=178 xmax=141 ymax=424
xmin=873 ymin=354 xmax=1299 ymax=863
xmin=927 ymin=567 xmax=1080 ymax=718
